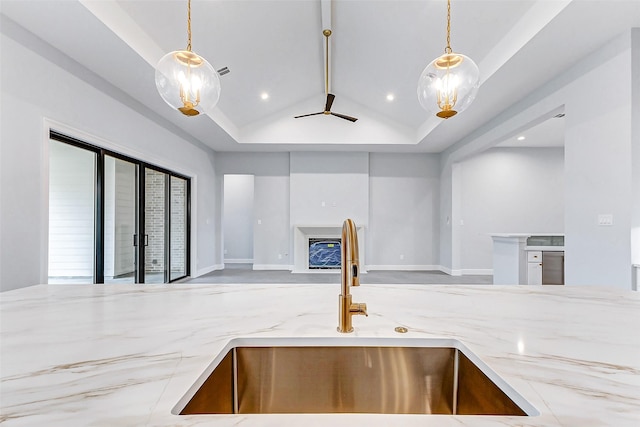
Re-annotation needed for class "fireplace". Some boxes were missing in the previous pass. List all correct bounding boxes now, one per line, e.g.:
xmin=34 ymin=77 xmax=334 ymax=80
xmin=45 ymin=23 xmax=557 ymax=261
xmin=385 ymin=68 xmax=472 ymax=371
xmin=292 ymin=225 xmax=365 ymax=273
xmin=308 ymin=238 xmax=341 ymax=269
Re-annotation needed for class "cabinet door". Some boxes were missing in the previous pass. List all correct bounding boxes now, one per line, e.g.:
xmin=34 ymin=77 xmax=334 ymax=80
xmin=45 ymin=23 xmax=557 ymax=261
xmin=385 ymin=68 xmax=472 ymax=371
xmin=527 ymin=262 xmax=543 ymax=285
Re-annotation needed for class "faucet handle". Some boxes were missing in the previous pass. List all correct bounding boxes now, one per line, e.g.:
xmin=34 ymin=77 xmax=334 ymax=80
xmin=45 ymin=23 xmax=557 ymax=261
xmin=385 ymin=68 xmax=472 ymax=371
xmin=351 ymin=264 xmax=360 ymax=287
xmin=351 ymin=302 xmax=368 ymax=317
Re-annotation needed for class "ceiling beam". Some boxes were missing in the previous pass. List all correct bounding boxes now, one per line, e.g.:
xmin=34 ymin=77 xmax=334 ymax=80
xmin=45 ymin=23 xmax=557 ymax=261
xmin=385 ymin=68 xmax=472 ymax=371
xmin=321 ymin=0 xmax=332 ymax=94
xmin=321 ymin=0 xmax=332 ymax=31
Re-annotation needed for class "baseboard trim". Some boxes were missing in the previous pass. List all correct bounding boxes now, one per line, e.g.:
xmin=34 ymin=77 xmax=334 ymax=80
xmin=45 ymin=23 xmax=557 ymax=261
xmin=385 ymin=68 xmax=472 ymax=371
xmin=438 ymin=266 xmax=462 ymax=276
xmin=462 ymin=268 xmax=493 ymax=275
xmin=224 ymin=258 xmax=253 ymax=264
xmin=291 ymin=269 xmax=341 ymax=274
xmin=194 ymin=264 xmax=222 ymax=277
xmin=366 ymin=264 xmax=441 ymax=271
xmin=252 ymin=264 xmax=293 ymax=271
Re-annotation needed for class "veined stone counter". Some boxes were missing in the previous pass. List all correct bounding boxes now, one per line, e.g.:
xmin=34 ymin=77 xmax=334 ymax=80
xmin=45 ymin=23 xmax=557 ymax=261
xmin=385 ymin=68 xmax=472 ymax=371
xmin=1 ymin=283 xmax=639 ymax=426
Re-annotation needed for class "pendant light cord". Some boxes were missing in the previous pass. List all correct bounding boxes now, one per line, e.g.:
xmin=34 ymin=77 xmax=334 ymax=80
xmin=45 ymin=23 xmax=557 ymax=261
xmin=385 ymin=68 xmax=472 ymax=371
xmin=445 ymin=0 xmax=452 ymax=54
xmin=186 ymin=0 xmax=192 ymax=52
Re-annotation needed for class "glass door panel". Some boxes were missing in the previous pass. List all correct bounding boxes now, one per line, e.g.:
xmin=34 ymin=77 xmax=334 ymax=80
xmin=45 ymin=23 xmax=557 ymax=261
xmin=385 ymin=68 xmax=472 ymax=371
xmin=170 ymin=176 xmax=188 ymax=281
xmin=104 ymin=155 xmax=137 ymax=284
xmin=48 ymin=140 xmax=96 ymax=284
xmin=144 ymin=168 xmax=166 ymax=283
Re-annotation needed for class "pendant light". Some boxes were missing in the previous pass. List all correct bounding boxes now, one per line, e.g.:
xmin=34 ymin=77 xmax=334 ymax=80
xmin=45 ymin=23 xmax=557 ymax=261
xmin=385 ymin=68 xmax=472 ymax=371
xmin=417 ymin=0 xmax=479 ymax=119
xmin=155 ymin=0 xmax=220 ymax=116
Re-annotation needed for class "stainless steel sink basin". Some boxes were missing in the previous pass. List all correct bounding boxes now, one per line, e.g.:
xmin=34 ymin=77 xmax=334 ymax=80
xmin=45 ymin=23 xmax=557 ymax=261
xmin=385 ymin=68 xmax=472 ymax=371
xmin=174 ymin=338 xmax=537 ymax=416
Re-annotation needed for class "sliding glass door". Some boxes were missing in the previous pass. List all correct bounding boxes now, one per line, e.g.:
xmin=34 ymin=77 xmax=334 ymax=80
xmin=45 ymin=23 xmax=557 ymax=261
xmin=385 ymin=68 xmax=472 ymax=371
xmin=48 ymin=140 xmax=97 ymax=284
xmin=48 ymin=131 xmax=190 ymax=284
xmin=103 ymin=155 xmax=138 ymax=284
xmin=144 ymin=168 xmax=167 ymax=284
xmin=170 ymin=176 xmax=188 ymax=281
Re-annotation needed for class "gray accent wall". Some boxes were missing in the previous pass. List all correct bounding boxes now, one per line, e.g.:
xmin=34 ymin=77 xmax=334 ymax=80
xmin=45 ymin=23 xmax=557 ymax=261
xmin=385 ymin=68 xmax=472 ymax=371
xmin=368 ymin=153 xmax=440 ymax=269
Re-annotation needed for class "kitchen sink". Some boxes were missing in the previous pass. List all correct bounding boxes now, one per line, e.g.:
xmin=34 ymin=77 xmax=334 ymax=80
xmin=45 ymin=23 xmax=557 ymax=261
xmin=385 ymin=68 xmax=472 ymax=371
xmin=174 ymin=337 xmax=537 ymax=416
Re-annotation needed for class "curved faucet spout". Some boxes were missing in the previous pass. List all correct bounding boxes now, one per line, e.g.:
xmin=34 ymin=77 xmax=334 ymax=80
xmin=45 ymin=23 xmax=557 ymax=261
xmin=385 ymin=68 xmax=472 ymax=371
xmin=338 ymin=219 xmax=367 ymax=333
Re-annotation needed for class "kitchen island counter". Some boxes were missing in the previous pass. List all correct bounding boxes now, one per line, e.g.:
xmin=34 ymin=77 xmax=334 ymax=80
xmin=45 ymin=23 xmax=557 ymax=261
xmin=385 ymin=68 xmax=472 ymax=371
xmin=1 ymin=283 xmax=638 ymax=426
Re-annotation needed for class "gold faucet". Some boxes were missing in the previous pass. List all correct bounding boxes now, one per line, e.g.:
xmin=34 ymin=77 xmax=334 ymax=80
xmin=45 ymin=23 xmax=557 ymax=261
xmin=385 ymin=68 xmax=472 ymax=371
xmin=338 ymin=219 xmax=367 ymax=333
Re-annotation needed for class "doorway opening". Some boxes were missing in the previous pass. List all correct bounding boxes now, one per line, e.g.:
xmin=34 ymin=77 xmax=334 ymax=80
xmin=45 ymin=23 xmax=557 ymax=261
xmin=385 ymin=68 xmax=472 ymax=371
xmin=223 ymin=174 xmax=254 ymax=268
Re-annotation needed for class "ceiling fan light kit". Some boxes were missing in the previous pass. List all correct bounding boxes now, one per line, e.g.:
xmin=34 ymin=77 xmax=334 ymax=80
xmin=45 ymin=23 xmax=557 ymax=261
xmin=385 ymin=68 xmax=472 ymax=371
xmin=155 ymin=0 xmax=220 ymax=116
xmin=417 ymin=0 xmax=479 ymax=119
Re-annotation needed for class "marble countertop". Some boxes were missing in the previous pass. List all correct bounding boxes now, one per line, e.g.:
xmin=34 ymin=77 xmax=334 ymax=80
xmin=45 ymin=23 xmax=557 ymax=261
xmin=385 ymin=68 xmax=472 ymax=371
xmin=1 ymin=283 xmax=639 ymax=426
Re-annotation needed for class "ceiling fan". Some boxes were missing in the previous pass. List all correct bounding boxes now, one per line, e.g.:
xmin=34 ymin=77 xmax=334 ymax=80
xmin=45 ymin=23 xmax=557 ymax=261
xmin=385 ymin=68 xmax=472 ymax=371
xmin=294 ymin=29 xmax=358 ymax=123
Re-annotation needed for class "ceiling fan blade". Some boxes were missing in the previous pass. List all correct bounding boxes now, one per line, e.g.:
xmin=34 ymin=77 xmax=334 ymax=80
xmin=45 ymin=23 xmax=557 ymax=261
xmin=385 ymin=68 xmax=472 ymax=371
xmin=331 ymin=112 xmax=358 ymax=122
xmin=294 ymin=112 xmax=324 ymax=119
xmin=325 ymin=93 xmax=335 ymax=112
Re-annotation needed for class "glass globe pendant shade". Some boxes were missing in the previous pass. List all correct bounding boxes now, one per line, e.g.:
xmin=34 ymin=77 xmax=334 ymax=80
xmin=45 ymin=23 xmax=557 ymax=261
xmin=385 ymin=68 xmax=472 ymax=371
xmin=155 ymin=50 xmax=221 ymax=116
xmin=417 ymin=52 xmax=479 ymax=119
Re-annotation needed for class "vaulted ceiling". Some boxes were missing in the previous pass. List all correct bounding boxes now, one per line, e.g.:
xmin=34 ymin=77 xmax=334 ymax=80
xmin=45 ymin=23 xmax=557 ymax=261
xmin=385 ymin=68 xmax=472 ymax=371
xmin=2 ymin=0 xmax=639 ymax=153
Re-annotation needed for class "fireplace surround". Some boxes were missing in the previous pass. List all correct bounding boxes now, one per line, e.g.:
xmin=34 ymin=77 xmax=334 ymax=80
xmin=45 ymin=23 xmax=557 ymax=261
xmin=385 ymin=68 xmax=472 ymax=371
xmin=292 ymin=225 xmax=365 ymax=273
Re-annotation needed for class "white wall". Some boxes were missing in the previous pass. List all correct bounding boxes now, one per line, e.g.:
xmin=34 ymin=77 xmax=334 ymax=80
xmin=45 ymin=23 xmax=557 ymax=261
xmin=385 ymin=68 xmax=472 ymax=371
xmin=439 ymin=29 xmax=637 ymax=289
xmin=630 ymin=28 xmax=640 ymax=271
xmin=564 ymin=43 xmax=632 ymax=287
xmin=459 ymin=148 xmax=565 ymax=273
xmin=223 ymin=175 xmax=254 ymax=263
xmin=368 ymin=153 xmax=440 ymax=268
xmin=0 ymin=22 xmax=219 ymax=291
xmin=217 ymin=152 xmax=442 ymax=270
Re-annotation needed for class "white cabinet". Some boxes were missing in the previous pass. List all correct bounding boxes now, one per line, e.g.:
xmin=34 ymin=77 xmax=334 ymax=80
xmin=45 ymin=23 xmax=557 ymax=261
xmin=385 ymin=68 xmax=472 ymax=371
xmin=527 ymin=251 xmax=542 ymax=285
xmin=527 ymin=251 xmax=542 ymax=263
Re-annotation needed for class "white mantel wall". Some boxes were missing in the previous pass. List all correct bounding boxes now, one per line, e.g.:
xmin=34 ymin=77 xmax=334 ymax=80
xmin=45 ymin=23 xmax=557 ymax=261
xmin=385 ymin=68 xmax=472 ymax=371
xmin=289 ymin=152 xmax=369 ymax=227
xmin=289 ymin=152 xmax=369 ymax=271
xmin=0 ymin=22 xmax=219 ymax=291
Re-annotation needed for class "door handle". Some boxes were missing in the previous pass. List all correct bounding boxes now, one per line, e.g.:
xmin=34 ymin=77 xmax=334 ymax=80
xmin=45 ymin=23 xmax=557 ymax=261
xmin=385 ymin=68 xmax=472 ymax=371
xmin=133 ymin=234 xmax=137 ymax=246
xmin=144 ymin=234 xmax=149 ymax=247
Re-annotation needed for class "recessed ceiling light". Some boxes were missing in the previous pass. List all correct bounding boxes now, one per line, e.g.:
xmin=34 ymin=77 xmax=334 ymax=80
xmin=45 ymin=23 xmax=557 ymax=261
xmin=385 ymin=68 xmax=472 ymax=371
xmin=260 ymin=92 xmax=269 ymax=100
xmin=517 ymin=136 xmax=526 ymax=141
xmin=386 ymin=94 xmax=395 ymax=101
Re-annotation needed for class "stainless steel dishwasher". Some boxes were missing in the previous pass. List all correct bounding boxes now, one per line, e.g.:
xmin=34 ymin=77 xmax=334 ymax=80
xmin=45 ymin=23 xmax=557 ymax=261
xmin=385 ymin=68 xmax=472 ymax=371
xmin=542 ymin=251 xmax=564 ymax=285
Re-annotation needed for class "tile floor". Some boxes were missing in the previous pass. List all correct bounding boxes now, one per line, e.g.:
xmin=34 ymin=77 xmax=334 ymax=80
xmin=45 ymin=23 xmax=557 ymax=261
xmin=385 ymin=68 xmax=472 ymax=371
xmin=180 ymin=264 xmax=493 ymax=285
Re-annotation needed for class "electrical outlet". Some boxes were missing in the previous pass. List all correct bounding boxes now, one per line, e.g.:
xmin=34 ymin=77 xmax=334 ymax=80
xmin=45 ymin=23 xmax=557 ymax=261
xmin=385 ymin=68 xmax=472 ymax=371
xmin=278 ymin=254 xmax=282 ymax=259
xmin=257 ymin=219 xmax=262 ymax=225
xmin=400 ymin=254 xmax=405 ymax=260
xmin=598 ymin=214 xmax=613 ymax=226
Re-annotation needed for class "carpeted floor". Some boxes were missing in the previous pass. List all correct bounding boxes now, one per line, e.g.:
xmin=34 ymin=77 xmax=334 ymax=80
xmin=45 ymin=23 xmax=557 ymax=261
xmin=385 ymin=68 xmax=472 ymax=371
xmin=180 ymin=264 xmax=493 ymax=285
